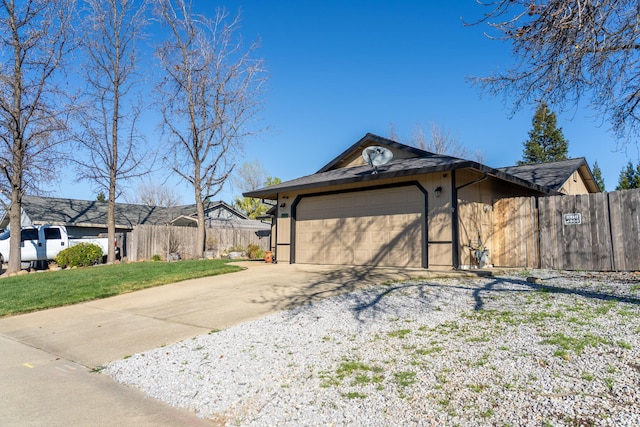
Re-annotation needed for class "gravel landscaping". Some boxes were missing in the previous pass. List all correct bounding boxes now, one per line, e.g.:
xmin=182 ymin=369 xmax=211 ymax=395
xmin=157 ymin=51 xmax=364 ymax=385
xmin=105 ymin=270 xmax=640 ymax=426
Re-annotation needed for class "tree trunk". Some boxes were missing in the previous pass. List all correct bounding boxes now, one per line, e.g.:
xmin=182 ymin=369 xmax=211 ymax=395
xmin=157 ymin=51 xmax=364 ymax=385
xmin=108 ymin=184 xmax=116 ymax=263
xmin=194 ymin=174 xmax=206 ymax=259
xmin=7 ymin=186 xmax=22 ymax=273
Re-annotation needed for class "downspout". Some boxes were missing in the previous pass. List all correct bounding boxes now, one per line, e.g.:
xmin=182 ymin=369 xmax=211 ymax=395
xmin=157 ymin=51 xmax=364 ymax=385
xmin=274 ymin=194 xmax=279 ymax=263
xmin=451 ymin=172 xmax=489 ymax=269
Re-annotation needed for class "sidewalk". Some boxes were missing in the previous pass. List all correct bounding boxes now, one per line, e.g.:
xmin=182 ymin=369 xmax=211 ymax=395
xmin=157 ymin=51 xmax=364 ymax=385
xmin=0 ymin=262 xmax=488 ymax=426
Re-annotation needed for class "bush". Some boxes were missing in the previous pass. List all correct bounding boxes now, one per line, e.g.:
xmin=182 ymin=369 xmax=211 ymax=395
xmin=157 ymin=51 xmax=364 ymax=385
xmin=54 ymin=243 xmax=104 ymax=268
xmin=246 ymin=244 xmax=265 ymax=260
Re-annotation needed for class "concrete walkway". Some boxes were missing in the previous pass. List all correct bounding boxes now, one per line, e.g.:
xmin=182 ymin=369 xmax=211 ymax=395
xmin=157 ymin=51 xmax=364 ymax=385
xmin=0 ymin=262 xmax=488 ymax=426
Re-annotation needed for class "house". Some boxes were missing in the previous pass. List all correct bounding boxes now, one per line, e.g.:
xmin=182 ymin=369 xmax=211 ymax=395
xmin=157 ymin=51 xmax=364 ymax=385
xmin=244 ymin=133 xmax=598 ymax=269
xmin=0 ymin=196 xmax=271 ymax=258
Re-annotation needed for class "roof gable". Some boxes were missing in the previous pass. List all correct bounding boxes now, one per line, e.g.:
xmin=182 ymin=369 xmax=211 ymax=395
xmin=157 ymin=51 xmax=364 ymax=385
xmin=317 ymin=133 xmax=434 ymax=173
xmin=497 ymin=158 xmax=599 ymax=194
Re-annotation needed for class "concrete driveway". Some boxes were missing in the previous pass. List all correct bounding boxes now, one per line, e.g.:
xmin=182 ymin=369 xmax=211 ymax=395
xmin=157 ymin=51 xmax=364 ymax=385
xmin=0 ymin=262 xmax=482 ymax=426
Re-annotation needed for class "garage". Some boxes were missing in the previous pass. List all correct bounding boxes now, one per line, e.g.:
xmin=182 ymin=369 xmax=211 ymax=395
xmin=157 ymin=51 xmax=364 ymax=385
xmin=292 ymin=184 xmax=427 ymax=267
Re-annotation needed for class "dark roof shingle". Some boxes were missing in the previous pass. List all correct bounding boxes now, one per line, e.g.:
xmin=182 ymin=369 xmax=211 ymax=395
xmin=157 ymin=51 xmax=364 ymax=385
xmin=497 ymin=158 xmax=588 ymax=191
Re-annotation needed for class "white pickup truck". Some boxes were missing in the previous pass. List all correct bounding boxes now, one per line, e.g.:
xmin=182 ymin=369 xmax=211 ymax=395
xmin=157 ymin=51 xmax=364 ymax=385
xmin=0 ymin=225 xmax=110 ymax=264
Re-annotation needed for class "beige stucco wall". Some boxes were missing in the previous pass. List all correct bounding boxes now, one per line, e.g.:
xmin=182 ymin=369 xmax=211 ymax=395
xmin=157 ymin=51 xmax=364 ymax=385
xmin=559 ymin=170 xmax=590 ymax=195
xmin=274 ymin=172 xmax=454 ymax=268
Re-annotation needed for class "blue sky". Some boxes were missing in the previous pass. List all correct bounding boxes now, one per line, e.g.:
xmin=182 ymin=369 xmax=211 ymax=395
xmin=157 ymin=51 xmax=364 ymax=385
xmin=57 ymin=1 xmax=635 ymax=202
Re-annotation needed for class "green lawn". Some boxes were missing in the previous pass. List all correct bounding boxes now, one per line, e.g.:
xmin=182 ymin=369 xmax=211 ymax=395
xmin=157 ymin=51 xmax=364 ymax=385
xmin=0 ymin=259 xmax=243 ymax=317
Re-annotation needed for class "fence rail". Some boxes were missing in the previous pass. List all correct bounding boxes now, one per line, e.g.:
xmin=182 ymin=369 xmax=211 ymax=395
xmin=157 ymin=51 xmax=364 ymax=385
xmin=492 ymin=189 xmax=640 ymax=271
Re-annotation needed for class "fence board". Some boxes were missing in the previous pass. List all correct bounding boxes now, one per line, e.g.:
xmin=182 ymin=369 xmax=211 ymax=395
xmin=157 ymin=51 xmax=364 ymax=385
xmin=539 ymin=195 xmax=563 ymax=269
xmin=493 ymin=196 xmax=538 ymax=268
xmin=588 ymin=192 xmax=614 ymax=271
xmin=609 ymin=189 xmax=640 ymax=271
xmin=126 ymin=223 xmax=271 ymax=262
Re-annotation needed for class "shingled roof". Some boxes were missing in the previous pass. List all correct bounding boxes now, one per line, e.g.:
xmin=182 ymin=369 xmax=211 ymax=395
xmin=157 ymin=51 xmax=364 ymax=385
xmin=248 ymin=156 xmax=554 ymax=199
xmin=244 ymin=133 xmax=598 ymax=200
xmin=497 ymin=158 xmax=599 ymax=192
xmin=0 ymin=196 xmax=247 ymax=230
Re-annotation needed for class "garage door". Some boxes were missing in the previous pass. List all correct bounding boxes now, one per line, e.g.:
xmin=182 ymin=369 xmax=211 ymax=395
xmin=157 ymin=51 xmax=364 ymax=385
xmin=294 ymin=186 xmax=426 ymax=267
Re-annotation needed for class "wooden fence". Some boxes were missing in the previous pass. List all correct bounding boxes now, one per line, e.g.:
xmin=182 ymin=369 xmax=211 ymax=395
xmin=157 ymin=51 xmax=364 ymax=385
xmin=125 ymin=223 xmax=271 ymax=262
xmin=492 ymin=189 xmax=640 ymax=271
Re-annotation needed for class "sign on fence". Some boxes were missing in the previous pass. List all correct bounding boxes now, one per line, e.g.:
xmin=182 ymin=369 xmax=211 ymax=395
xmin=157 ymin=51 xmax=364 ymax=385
xmin=563 ymin=213 xmax=582 ymax=225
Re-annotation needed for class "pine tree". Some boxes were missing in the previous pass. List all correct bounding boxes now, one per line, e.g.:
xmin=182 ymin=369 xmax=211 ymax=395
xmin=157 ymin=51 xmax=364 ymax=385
xmin=591 ymin=162 xmax=605 ymax=192
xmin=519 ymin=102 xmax=569 ymax=165
xmin=616 ymin=161 xmax=640 ymax=190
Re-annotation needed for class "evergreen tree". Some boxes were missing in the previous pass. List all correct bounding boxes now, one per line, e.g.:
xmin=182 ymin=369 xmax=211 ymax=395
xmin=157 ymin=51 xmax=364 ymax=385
xmin=616 ymin=161 xmax=640 ymax=190
xmin=591 ymin=162 xmax=605 ymax=192
xmin=519 ymin=102 xmax=569 ymax=165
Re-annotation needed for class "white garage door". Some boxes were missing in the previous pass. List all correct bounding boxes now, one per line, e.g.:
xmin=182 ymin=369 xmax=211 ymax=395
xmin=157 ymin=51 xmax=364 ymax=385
xmin=294 ymin=186 xmax=425 ymax=267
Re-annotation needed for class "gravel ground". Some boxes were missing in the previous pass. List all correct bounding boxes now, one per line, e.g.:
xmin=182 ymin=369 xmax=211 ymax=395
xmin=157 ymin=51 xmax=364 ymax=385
xmin=105 ymin=270 xmax=640 ymax=426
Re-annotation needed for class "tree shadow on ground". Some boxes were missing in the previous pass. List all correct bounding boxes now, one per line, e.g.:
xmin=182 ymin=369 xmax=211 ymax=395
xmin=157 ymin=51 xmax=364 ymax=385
xmin=472 ymin=276 xmax=640 ymax=312
xmin=251 ymin=267 xmax=640 ymax=323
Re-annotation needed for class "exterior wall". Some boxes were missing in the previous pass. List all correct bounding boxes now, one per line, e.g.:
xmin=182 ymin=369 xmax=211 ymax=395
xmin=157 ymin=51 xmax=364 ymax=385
xmin=275 ymin=216 xmax=291 ymax=262
xmin=336 ymin=145 xmax=421 ymax=169
xmin=558 ymin=170 xmax=590 ymax=195
xmin=274 ymin=172 xmax=453 ymax=268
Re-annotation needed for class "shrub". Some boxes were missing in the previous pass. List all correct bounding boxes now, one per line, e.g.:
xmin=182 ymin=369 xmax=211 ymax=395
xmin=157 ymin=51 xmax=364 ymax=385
xmin=246 ymin=244 xmax=265 ymax=260
xmin=151 ymin=254 xmax=162 ymax=262
xmin=54 ymin=243 xmax=104 ymax=268
xmin=228 ymin=245 xmax=245 ymax=253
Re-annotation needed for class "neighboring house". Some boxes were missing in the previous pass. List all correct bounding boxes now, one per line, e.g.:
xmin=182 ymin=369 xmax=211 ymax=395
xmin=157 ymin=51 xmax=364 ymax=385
xmin=244 ymin=133 xmax=598 ymax=270
xmin=0 ymin=196 xmax=270 ymax=257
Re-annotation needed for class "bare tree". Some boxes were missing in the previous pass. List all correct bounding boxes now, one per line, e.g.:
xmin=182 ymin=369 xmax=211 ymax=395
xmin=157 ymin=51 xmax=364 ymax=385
xmin=411 ymin=122 xmax=470 ymax=158
xmin=230 ymin=159 xmax=267 ymax=194
xmin=388 ymin=122 xmax=400 ymax=142
xmin=0 ymin=0 xmax=74 ymax=273
xmin=470 ymin=1 xmax=640 ymax=142
xmin=231 ymin=160 xmax=280 ymax=219
xmin=126 ymin=181 xmax=182 ymax=207
xmin=73 ymin=0 xmax=150 ymax=262
xmin=155 ymin=1 xmax=266 ymax=257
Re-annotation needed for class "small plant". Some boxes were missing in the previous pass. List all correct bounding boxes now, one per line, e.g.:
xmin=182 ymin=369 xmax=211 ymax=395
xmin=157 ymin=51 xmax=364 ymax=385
xmin=468 ymin=383 xmax=487 ymax=393
xmin=581 ymin=372 xmax=595 ymax=381
xmin=54 ymin=243 xmax=103 ymax=268
xmin=342 ymin=391 xmax=366 ymax=399
xmin=617 ymin=340 xmax=632 ymax=350
xmin=151 ymin=254 xmax=162 ymax=262
xmin=604 ymin=377 xmax=615 ymax=392
xmin=387 ymin=328 xmax=412 ymax=339
xmin=542 ymin=332 xmax=611 ymax=357
xmin=246 ymin=244 xmax=265 ymax=259
xmin=394 ymin=370 xmax=417 ymax=387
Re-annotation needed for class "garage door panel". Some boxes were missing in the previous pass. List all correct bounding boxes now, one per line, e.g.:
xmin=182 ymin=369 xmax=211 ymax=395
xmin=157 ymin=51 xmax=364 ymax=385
xmin=295 ymin=186 xmax=425 ymax=267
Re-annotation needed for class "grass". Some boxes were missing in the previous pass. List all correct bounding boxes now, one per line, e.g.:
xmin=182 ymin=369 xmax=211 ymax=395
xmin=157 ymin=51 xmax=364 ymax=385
xmin=0 ymin=259 xmax=243 ymax=317
xmin=541 ymin=332 xmax=611 ymax=357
